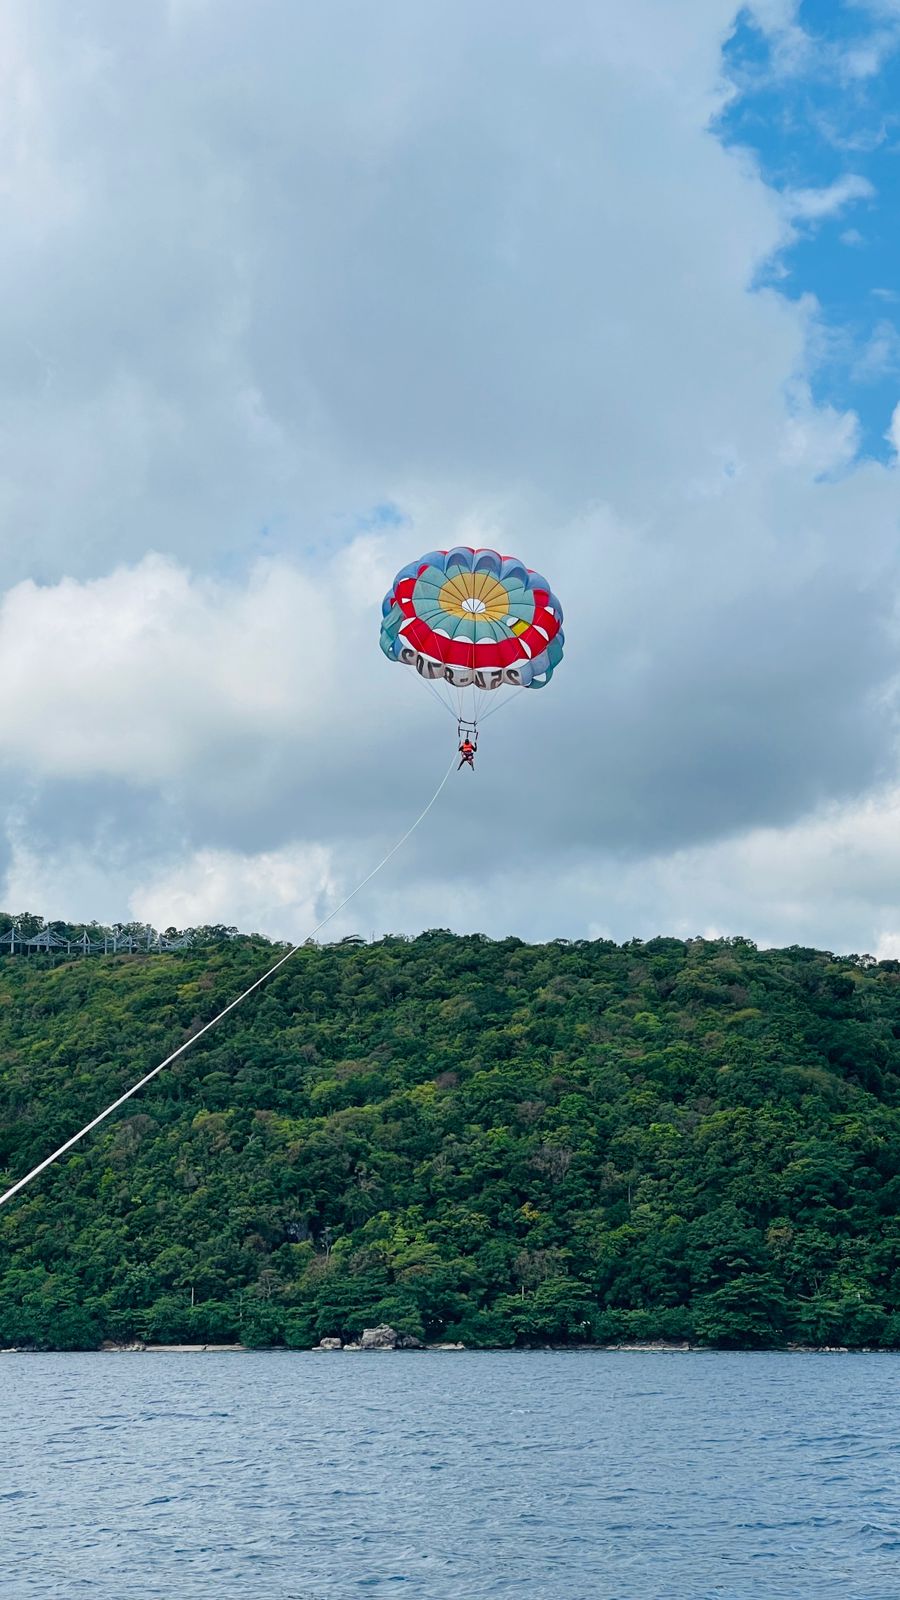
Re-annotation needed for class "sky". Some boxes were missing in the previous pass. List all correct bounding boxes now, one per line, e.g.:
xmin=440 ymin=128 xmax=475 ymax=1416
xmin=1 ymin=0 xmax=900 ymax=954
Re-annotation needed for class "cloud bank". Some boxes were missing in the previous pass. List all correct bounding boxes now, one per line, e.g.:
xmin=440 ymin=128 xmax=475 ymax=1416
xmin=0 ymin=0 xmax=898 ymax=952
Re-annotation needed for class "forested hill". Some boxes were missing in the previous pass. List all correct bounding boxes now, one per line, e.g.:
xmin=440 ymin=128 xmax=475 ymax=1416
xmin=2 ymin=930 xmax=900 ymax=1351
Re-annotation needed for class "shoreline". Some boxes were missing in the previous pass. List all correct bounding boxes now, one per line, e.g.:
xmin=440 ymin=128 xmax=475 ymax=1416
xmin=1 ymin=1340 xmax=890 ymax=1355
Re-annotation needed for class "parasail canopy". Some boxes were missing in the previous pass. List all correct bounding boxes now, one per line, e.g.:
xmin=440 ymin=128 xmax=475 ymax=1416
xmin=380 ymin=545 xmax=564 ymax=725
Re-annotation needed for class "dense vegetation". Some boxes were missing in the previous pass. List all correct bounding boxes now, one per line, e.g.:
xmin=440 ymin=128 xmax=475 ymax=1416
xmin=2 ymin=927 xmax=900 ymax=1351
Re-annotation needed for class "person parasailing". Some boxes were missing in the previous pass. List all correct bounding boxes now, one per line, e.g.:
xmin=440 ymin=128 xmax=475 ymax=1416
xmin=458 ymin=728 xmax=478 ymax=772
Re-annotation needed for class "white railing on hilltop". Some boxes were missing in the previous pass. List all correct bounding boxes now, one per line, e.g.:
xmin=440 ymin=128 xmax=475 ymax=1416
xmin=0 ymin=925 xmax=193 ymax=957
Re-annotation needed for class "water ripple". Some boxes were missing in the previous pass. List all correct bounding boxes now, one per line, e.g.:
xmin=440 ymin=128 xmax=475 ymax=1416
xmin=1 ymin=1351 xmax=899 ymax=1598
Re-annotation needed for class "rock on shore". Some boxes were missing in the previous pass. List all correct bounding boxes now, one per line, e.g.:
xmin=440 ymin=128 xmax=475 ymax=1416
xmin=314 ymin=1324 xmax=429 ymax=1351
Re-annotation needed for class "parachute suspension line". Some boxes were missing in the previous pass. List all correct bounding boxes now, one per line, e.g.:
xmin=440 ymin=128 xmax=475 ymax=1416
xmin=0 ymin=751 xmax=460 ymax=1209
xmin=420 ymin=674 xmax=456 ymax=721
xmin=477 ymin=684 xmax=527 ymax=725
xmin=468 ymin=599 xmax=478 ymax=734
xmin=459 ymin=573 xmax=479 ymax=760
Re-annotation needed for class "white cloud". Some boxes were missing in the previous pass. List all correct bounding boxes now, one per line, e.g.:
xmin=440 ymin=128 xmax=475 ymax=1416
xmin=0 ymin=3 xmax=897 ymax=949
xmin=739 ymin=4 xmax=900 ymax=84
xmin=783 ymin=174 xmax=875 ymax=222
xmin=629 ymin=786 xmax=900 ymax=952
xmin=131 ymin=841 xmax=335 ymax=938
xmin=744 ymin=0 xmax=799 ymax=28
xmin=839 ymin=36 xmax=897 ymax=79
xmin=779 ymin=383 xmax=861 ymax=472
xmin=887 ymin=401 xmax=900 ymax=456
xmin=2 ymin=830 xmax=125 ymax=925
xmin=0 ymin=0 xmax=799 ymax=587
xmin=0 ymin=554 xmax=338 ymax=782
xmin=851 ymin=321 xmax=900 ymax=382
xmin=101 ymin=780 xmax=900 ymax=956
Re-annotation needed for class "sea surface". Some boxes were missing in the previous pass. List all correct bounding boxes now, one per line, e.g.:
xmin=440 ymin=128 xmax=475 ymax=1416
xmin=2 ymin=1350 xmax=899 ymax=1599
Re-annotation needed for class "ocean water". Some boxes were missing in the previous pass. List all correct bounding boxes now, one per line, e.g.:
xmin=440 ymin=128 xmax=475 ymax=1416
xmin=2 ymin=1350 xmax=899 ymax=1599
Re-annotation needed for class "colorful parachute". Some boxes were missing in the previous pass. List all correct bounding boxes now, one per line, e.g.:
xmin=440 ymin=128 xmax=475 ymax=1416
xmin=380 ymin=545 xmax=564 ymax=723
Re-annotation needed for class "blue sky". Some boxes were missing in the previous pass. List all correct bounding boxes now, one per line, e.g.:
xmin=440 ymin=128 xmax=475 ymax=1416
xmin=720 ymin=1 xmax=900 ymax=459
